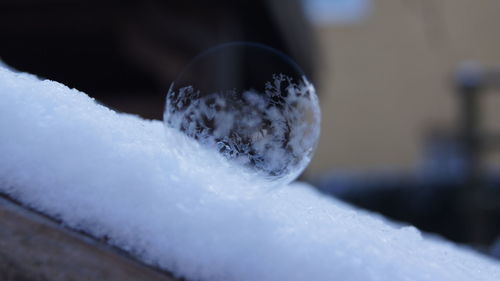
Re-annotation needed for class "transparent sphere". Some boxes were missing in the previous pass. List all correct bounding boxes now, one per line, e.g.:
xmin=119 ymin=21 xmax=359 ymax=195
xmin=164 ymin=42 xmax=320 ymax=184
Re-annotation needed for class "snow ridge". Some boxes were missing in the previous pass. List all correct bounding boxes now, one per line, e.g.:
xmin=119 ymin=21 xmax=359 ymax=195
xmin=0 ymin=66 xmax=499 ymax=281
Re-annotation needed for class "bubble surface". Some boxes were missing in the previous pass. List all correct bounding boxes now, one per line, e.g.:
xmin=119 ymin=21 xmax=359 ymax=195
xmin=164 ymin=43 xmax=320 ymax=184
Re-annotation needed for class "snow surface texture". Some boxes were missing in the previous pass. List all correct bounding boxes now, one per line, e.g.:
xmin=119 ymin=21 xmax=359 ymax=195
xmin=165 ymin=74 xmax=320 ymax=184
xmin=0 ymin=66 xmax=499 ymax=281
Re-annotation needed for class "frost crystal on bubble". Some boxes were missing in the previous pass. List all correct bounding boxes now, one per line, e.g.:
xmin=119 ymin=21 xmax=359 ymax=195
xmin=164 ymin=74 xmax=320 ymax=182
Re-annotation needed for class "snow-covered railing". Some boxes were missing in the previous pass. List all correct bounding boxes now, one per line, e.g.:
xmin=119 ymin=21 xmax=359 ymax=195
xmin=0 ymin=66 xmax=499 ymax=281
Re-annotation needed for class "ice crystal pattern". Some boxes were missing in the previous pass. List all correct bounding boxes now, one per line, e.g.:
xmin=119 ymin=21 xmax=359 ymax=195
xmin=164 ymin=74 xmax=320 ymax=182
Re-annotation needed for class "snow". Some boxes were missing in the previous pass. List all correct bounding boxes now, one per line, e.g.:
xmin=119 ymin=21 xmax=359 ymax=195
xmin=0 ymin=65 xmax=499 ymax=281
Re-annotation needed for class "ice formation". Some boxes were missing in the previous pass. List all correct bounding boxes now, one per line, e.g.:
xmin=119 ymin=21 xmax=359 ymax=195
xmin=0 ymin=66 xmax=499 ymax=281
xmin=165 ymin=74 xmax=320 ymax=183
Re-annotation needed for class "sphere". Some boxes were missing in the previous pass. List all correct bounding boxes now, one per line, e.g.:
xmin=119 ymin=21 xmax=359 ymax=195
xmin=164 ymin=42 xmax=320 ymax=184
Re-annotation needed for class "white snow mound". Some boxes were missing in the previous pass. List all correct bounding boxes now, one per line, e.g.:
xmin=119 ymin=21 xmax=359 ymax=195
xmin=0 ymin=66 xmax=499 ymax=281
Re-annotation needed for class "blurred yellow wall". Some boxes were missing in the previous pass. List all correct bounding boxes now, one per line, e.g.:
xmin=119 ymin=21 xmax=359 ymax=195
xmin=307 ymin=0 xmax=500 ymax=175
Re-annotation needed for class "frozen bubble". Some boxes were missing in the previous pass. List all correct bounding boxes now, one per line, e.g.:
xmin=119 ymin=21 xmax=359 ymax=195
xmin=164 ymin=42 xmax=320 ymax=184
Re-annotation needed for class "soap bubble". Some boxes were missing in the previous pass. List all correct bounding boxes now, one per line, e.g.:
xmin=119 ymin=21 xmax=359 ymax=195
xmin=164 ymin=42 xmax=320 ymax=184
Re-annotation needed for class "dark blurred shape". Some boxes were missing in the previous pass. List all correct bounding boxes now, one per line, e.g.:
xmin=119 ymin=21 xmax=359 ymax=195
xmin=453 ymin=62 xmax=500 ymax=249
xmin=0 ymin=0 xmax=317 ymax=119
xmin=316 ymin=62 xmax=500 ymax=256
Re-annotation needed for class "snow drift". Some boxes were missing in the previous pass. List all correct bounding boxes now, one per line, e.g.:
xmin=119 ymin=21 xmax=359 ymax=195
xmin=0 ymin=66 xmax=499 ymax=281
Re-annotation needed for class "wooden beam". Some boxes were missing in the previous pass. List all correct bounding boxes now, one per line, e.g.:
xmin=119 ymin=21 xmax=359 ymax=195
xmin=0 ymin=195 xmax=178 ymax=281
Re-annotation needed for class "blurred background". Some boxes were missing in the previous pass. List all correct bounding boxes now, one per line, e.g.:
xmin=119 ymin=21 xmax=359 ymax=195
xmin=1 ymin=0 xmax=499 ymax=259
